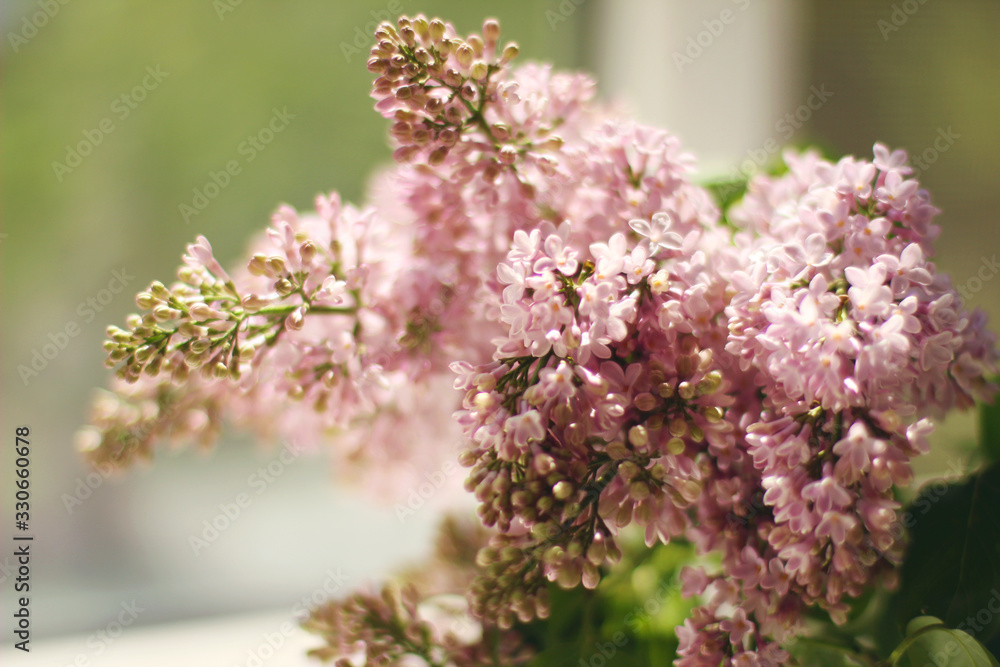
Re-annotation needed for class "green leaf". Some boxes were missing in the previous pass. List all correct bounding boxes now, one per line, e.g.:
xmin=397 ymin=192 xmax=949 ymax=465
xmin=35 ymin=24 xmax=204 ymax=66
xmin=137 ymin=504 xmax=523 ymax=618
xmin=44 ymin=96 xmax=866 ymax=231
xmin=889 ymin=463 xmax=1000 ymax=647
xmin=980 ymin=394 xmax=1000 ymax=464
xmin=891 ymin=616 xmax=1000 ymax=667
xmin=786 ymin=638 xmax=870 ymax=666
xmin=704 ymin=177 xmax=749 ymax=214
xmin=522 ymin=539 xmax=694 ymax=666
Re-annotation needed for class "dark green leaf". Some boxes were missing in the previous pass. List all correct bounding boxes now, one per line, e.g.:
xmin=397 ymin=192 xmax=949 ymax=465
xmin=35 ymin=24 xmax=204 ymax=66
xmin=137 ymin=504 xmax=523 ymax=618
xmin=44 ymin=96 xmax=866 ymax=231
xmin=889 ymin=463 xmax=1000 ymax=647
xmin=893 ymin=616 xmax=999 ymax=667
xmin=786 ymin=638 xmax=868 ymax=666
xmin=980 ymin=394 xmax=1000 ymax=464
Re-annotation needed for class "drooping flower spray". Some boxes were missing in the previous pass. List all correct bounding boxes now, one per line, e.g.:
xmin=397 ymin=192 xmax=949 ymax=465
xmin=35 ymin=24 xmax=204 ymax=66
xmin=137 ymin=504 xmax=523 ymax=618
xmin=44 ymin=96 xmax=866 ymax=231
xmin=80 ymin=14 xmax=997 ymax=666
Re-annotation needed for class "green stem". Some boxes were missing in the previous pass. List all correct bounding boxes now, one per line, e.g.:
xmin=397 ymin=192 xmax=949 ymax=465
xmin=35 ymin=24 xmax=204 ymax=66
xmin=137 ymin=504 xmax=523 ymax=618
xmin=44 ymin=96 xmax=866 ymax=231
xmin=255 ymin=304 xmax=356 ymax=316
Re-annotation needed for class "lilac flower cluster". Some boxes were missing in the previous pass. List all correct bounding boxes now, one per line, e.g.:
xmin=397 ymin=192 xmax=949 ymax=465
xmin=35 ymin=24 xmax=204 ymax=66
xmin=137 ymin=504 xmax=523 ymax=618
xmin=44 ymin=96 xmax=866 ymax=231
xmin=81 ymin=14 xmax=997 ymax=667
xmin=454 ymin=215 xmax=741 ymax=626
xmin=305 ymin=585 xmax=531 ymax=667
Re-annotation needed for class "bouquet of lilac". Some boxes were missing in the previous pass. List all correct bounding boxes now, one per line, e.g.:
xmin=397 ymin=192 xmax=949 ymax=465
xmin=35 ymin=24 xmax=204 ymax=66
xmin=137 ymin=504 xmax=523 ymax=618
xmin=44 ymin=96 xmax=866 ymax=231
xmin=79 ymin=14 xmax=1000 ymax=667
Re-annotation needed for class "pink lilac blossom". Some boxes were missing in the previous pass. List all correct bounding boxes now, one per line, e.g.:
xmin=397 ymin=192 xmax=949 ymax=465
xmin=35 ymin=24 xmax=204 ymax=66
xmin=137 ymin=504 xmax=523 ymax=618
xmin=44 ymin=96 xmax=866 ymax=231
xmin=80 ymin=14 xmax=998 ymax=667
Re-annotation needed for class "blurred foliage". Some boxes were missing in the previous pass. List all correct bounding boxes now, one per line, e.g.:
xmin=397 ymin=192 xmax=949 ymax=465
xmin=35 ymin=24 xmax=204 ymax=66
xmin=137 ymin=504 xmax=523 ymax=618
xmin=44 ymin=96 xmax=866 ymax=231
xmin=521 ymin=534 xmax=696 ymax=666
xmin=1 ymin=0 xmax=586 ymax=381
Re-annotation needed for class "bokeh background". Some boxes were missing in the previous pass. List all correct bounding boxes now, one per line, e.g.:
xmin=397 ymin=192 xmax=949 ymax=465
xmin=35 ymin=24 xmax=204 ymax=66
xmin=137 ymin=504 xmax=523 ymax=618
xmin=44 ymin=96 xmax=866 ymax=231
xmin=1 ymin=0 xmax=998 ymax=657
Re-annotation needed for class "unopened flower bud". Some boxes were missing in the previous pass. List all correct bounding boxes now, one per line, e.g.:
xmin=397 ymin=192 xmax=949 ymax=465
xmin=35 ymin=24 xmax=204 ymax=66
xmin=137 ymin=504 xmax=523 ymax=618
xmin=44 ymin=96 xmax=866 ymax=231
xmin=586 ymin=538 xmax=607 ymax=565
xmin=189 ymin=302 xmax=222 ymax=321
xmin=696 ymin=370 xmax=723 ymax=396
xmin=490 ymin=122 xmax=511 ymax=142
xmin=667 ymin=437 xmax=686 ymax=455
xmin=500 ymin=42 xmax=519 ymax=65
xmin=703 ymin=406 xmax=724 ymax=423
xmin=428 ymin=146 xmax=450 ymax=166
xmin=144 ymin=356 xmax=162 ymax=376
xmin=107 ymin=326 xmax=130 ymax=342
xmin=697 ymin=348 xmax=714 ymax=371
xmin=629 ymin=481 xmax=651 ymax=501
xmin=628 ymin=424 xmax=648 ymax=448
xmin=534 ymin=453 xmax=556 ymax=475
xmin=265 ymin=256 xmax=286 ymax=276
xmin=171 ymin=363 xmax=189 ymax=384
xmin=634 ymin=392 xmax=657 ymax=412
xmin=483 ymin=19 xmax=500 ymax=43
xmin=153 ymin=306 xmax=180 ymax=322
xmin=178 ymin=322 xmax=207 ymax=339
xmin=618 ymin=461 xmax=639 ymax=480
xmin=470 ymin=60 xmax=488 ymax=81
xmin=299 ymin=240 xmax=317 ymax=264
xmin=455 ymin=43 xmax=474 ymax=69
xmin=149 ymin=281 xmax=170 ymax=300
xmin=248 ymin=254 xmax=268 ymax=276
xmin=286 ymin=306 xmax=307 ymax=331
xmin=499 ymin=145 xmax=517 ymax=165
xmin=466 ymin=34 xmax=484 ymax=57
xmin=135 ymin=292 xmax=155 ymax=309
xmin=134 ymin=345 xmax=156 ymax=364
xmin=241 ymin=294 xmax=268 ymax=313
xmin=552 ymin=481 xmax=573 ymax=500
xmin=606 ymin=440 xmax=629 ymax=460
xmin=429 ymin=19 xmax=446 ymax=41
xmin=537 ymin=135 xmax=564 ymax=151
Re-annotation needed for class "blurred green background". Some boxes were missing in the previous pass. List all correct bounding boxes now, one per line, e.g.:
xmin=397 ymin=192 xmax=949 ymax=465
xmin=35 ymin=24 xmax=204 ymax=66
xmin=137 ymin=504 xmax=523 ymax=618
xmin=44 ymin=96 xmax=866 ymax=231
xmin=1 ymin=0 xmax=998 ymax=643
